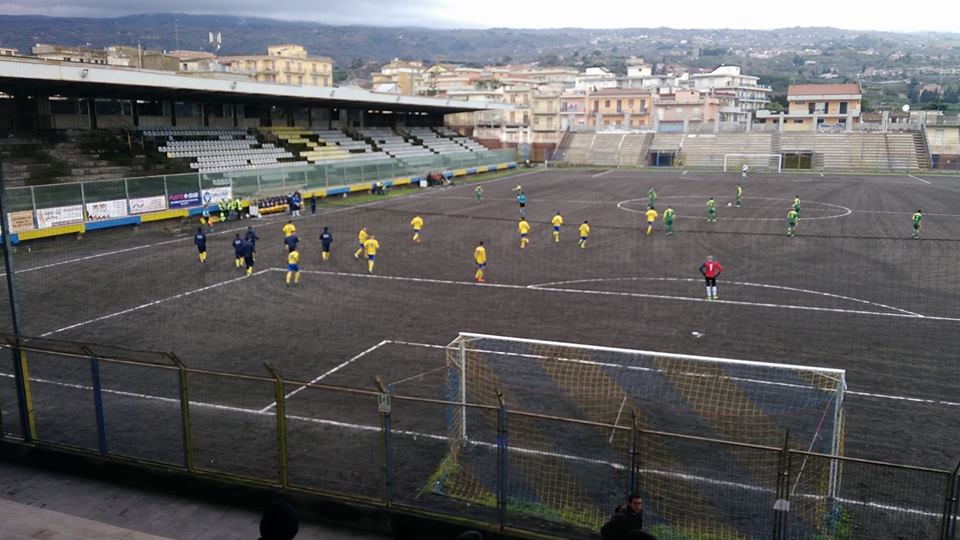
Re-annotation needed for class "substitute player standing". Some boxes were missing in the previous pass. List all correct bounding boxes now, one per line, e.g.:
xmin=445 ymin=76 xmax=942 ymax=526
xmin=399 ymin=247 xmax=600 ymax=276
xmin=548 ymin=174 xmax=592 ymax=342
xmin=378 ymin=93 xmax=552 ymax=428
xmin=663 ymin=207 xmax=675 ymax=236
xmin=699 ymin=255 xmax=723 ymax=300
xmin=364 ymin=234 xmax=380 ymax=274
xmin=475 ymin=185 xmax=484 ymax=202
xmin=474 ymin=241 xmax=487 ymax=283
xmin=787 ymin=208 xmax=799 ymax=237
xmin=354 ymin=226 xmax=369 ymax=259
xmin=578 ymin=220 xmax=590 ymax=248
xmin=518 ymin=217 xmax=531 ymax=249
xmin=241 ymin=239 xmax=255 ymax=276
xmin=319 ymin=227 xmax=333 ymax=261
xmin=285 ymin=249 xmax=301 ymax=286
xmin=645 ymin=206 xmax=659 ymax=236
xmin=194 ymin=228 xmax=207 ymax=263
xmin=706 ymin=197 xmax=717 ymax=222
xmin=912 ymin=209 xmax=923 ymax=239
xmin=551 ymin=211 xmax=563 ymax=242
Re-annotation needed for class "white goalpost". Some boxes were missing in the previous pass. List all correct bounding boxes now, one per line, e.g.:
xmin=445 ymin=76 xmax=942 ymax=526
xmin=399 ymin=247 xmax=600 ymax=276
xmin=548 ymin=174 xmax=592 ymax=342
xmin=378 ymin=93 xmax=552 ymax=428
xmin=723 ymin=153 xmax=783 ymax=173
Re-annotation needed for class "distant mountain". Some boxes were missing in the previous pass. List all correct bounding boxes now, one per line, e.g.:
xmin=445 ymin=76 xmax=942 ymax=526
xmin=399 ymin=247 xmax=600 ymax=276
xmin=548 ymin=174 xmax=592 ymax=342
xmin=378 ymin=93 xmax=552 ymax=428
xmin=0 ymin=14 xmax=957 ymax=95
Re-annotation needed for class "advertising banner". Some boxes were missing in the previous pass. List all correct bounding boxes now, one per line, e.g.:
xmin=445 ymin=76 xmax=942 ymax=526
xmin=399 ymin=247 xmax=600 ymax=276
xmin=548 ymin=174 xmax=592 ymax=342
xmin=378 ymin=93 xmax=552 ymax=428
xmin=201 ymin=187 xmax=233 ymax=206
xmin=129 ymin=195 xmax=167 ymax=214
xmin=168 ymin=191 xmax=202 ymax=209
xmin=85 ymin=199 xmax=129 ymax=221
xmin=36 ymin=205 xmax=84 ymax=228
xmin=6 ymin=210 xmax=35 ymax=233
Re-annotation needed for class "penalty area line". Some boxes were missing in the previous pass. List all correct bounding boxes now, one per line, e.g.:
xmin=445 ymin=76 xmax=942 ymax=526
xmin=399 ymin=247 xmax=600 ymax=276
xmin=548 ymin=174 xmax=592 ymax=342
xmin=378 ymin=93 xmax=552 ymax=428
xmin=39 ymin=269 xmax=273 ymax=338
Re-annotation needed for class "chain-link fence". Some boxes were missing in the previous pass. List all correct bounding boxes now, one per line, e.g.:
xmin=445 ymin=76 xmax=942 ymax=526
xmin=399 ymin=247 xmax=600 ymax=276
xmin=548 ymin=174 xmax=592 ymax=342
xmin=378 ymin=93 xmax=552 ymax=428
xmin=0 ymin=334 xmax=956 ymax=539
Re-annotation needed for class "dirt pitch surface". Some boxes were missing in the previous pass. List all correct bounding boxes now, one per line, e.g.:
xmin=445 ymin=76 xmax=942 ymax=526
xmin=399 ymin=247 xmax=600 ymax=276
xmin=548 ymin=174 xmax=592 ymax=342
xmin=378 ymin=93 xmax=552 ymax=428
xmin=1 ymin=167 xmax=959 ymax=517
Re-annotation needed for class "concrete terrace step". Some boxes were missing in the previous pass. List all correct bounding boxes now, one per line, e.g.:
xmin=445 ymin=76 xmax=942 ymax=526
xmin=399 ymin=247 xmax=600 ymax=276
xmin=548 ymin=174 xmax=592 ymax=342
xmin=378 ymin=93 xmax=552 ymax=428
xmin=0 ymin=497 xmax=172 ymax=540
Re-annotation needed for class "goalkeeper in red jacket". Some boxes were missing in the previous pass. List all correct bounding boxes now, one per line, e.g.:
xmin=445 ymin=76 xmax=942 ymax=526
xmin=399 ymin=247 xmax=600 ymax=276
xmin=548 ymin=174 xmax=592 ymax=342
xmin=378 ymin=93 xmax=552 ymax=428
xmin=699 ymin=255 xmax=723 ymax=300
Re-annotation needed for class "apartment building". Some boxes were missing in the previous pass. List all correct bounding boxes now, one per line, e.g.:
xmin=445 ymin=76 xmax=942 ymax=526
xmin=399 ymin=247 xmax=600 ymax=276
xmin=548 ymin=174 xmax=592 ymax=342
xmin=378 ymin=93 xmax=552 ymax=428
xmin=220 ymin=45 xmax=333 ymax=87
xmin=586 ymin=88 xmax=654 ymax=129
xmin=654 ymin=89 xmax=721 ymax=131
xmin=756 ymin=83 xmax=862 ymax=131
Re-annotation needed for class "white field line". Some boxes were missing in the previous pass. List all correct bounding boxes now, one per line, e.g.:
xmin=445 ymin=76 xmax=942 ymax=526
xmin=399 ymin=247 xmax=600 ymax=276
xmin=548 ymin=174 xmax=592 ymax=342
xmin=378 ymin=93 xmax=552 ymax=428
xmin=907 ymin=175 xmax=932 ymax=184
xmin=0 ymin=370 xmax=942 ymax=519
xmin=592 ymin=170 xmax=615 ymax=178
xmin=618 ymin=196 xmax=853 ymax=221
xmin=294 ymin=269 xmax=960 ymax=322
xmin=258 ymin=340 xmax=390 ymax=413
xmin=39 ymin=269 xmax=272 ymax=337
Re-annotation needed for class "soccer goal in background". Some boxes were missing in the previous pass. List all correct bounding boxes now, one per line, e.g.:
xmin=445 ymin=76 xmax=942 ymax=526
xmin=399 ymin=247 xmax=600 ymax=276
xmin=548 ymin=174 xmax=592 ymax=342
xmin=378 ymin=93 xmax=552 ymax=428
xmin=724 ymin=153 xmax=783 ymax=173
xmin=428 ymin=333 xmax=846 ymax=536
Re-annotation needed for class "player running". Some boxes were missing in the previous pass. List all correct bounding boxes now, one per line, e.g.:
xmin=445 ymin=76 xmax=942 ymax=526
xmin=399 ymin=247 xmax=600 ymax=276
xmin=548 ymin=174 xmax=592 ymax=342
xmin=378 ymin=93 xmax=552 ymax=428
xmin=518 ymin=217 xmax=531 ymax=249
xmin=319 ymin=227 xmax=333 ymax=261
xmin=475 ymin=185 xmax=484 ymax=202
xmin=787 ymin=209 xmax=799 ymax=237
xmin=663 ymin=207 xmax=675 ymax=235
xmin=282 ymin=220 xmax=296 ymax=239
xmin=284 ymin=231 xmax=299 ymax=253
xmin=474 ymin=241 xmax=487 ymax=283
xmin=194 ymin=228 xmax=207 ymax=263
xmin=241 ymin=239 xmax=255 ymax=276
xmin=706 ymin=197 xmax=717 ymax=222
xmin=232 ymin=233 xmax=244 ymax=269
xmin=354 ymin=226 xmax=369 ymax=259
xmin=578 ymin=220 xmax=590 ymax=248
xmin=363 ymin=234 xmax=380 ymax=274
xmin=517 ymin=191 xmax=527 ymax=217
xmin=411 ymin=215 xmax=424 ymax=243
xmin=645 ymin=206 xmax=659 ymax=235
xmin=736 ymin=184 xmax=743 ymax=208
xmin=793 ymin=195 xmax=802 ymax=221
xmin=285 ymin=249 xmax=301 ymax=286
xmin=912 ymin=209 xmax=923 ymax=239
xmin=699 ymin=255 xmax=723 ymax=300
xmin=551 ymin=212 xmax=563 ymax=242
xmin=647 ymin=187 xmax=657 ymax=209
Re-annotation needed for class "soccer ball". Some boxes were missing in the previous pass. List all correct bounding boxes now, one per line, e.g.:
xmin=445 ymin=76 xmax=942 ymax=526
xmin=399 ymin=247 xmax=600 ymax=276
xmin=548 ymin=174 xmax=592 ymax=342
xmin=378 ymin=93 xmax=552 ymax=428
xmin=727 ymin=202 xmax=732 ymax=207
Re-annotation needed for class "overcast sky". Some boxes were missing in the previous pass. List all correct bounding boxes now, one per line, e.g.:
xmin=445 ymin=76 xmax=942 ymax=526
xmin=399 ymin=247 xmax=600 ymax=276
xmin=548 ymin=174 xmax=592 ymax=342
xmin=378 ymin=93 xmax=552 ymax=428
xmin=1 ymin=0 xmax=957 ymax=32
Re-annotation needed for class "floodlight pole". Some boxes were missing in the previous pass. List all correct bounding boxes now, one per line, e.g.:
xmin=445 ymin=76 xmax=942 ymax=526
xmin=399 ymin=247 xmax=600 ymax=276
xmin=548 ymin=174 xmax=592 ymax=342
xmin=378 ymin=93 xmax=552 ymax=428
xmin=0 ymin=160 xmax=32 ymax=442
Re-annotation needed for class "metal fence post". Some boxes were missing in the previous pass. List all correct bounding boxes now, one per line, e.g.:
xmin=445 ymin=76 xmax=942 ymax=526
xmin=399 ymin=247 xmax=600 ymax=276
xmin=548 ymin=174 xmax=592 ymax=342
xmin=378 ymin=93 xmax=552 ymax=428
xmin=497 ymin=391 xmax=507 ymax=531
xmin=82 ymin=346 xmax=108 ymax=455
xmin=375 ymin=376 xmax=392 ymax=507
xmin=169 ymin=353 xmax=193 ymax=472
xmin=264 ymin=362 xmax=289 ymax=488
xmin=773 ymin=431 xmax=791 ymax=540
xmin=629 ymin=410 xmax=639 ymax=497
xmin=940 ymin=459 xmax=960 ymax=540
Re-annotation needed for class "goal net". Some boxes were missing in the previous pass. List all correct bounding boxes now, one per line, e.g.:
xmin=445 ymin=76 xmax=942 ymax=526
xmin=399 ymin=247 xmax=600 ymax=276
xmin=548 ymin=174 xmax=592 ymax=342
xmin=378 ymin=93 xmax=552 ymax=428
xmin=428 ymin=333 xmax=845 ymax=536
xmin=723 ymin=153 xmax=783 ymax=173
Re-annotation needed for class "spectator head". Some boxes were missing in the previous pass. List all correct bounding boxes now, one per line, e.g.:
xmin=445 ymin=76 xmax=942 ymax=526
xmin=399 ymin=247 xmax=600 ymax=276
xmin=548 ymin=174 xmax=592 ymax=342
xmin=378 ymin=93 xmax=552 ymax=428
xmin=456 ymin=531 xmax=485 ymax=540
xmin=259 ymin=500 xmax=299 ymax=540
xmin=627 ymin=493 xmax=643 ymax=514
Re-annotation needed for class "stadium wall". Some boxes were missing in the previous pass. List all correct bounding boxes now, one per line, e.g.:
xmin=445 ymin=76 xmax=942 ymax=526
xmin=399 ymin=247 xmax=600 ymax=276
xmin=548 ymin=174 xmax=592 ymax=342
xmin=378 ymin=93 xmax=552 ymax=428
xmin=1 ymin=162 xmax=517 ymax=245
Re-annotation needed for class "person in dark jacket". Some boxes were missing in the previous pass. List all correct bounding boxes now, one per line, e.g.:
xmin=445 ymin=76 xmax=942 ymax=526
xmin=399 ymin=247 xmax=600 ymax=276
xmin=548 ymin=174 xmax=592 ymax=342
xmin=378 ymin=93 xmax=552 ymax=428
xmin=258 ymin=500 xmax=298 ymax=540
xmin=600 ymin=494 xmax=644 ymax=540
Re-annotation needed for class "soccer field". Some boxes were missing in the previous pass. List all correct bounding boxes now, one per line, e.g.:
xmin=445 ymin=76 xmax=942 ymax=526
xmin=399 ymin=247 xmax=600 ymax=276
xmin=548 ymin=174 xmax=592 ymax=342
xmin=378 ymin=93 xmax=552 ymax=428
xmin=1 ymin=167 xmax=958 ymax=536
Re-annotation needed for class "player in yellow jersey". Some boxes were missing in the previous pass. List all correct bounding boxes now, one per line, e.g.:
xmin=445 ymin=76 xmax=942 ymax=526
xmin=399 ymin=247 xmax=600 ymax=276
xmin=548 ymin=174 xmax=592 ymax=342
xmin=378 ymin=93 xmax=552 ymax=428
xmin=645 ymin=206 xmax=659 ymax=235
xmin=282 ymin=220 xmax=296 ymax=238
xmin=354 ymin=226 xmax=369 ymax=259
xmin=363 ymin=235 xmax=380 ymax=274
xmin=578 ymin=220 xmax=590 ymax=248
xmin=410 ymin=215 xmax=424 ymax=243
xmin=518 ymin=217 xmax=531 ymax=249
xmin=551 ymin=212 xmax=563 ymax=242
xmin=474 ymin=241 xmax=487 ymax=283
xmin=285 ymin=249 xmax=301 ymax=286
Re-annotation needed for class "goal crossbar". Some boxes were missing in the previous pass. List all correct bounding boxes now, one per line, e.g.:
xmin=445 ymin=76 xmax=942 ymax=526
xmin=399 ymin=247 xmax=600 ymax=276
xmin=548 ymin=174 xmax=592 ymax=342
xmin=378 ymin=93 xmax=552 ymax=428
xmin=723 ymin=153 xmax=783 ymax=173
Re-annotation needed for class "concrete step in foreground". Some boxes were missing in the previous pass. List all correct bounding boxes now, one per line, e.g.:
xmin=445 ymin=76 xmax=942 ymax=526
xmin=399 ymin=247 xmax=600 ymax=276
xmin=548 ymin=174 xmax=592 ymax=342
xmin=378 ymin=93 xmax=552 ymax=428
xmin=0 ymin=497 xmax=172 ymax=540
